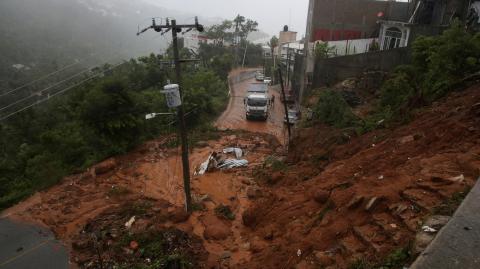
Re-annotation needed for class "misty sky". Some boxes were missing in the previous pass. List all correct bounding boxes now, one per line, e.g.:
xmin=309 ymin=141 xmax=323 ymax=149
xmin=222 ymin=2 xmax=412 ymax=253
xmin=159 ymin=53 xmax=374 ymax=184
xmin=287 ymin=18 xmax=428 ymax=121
xmin=145 ymin=0 xmax=309 ymax=37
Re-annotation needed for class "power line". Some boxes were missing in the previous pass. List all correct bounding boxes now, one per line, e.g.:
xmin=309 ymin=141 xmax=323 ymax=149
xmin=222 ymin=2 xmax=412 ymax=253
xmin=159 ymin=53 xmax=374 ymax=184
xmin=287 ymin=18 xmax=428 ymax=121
xmin=0 ymin=67 xmax=95 ymax=112
xmin=0 ymin=61 xmax=81 ymax=98
xmin=0 ymin=61 xmax=126 ymax=122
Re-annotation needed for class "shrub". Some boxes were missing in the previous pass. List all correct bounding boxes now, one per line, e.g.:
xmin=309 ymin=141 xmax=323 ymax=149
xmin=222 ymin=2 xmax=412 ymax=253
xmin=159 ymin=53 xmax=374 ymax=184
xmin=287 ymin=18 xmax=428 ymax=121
xmin=313 ymin=90 xmax=360 ymax=128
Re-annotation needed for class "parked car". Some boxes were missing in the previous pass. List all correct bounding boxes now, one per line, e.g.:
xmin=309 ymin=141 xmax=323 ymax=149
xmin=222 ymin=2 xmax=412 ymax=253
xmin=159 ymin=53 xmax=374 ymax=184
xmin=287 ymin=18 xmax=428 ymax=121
xmin=255 ymin=72 xmax=265 ymax=81
xmin=263 ymin=77 xmax=272 ymax=85
xmin=284 ymin=109 xmax=299 ymax=125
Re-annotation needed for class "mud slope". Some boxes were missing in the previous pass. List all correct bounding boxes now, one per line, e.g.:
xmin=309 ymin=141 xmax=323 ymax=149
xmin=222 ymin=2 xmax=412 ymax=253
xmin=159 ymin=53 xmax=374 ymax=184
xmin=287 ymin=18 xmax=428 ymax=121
xmin=241 ymin=84 xmax=480 ymax=268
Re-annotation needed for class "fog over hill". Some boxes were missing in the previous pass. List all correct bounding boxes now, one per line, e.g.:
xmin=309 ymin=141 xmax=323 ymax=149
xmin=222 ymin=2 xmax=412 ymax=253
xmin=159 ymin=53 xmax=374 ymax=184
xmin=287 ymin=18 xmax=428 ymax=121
xmin=0 ymin=0 xmax=268 ymax=90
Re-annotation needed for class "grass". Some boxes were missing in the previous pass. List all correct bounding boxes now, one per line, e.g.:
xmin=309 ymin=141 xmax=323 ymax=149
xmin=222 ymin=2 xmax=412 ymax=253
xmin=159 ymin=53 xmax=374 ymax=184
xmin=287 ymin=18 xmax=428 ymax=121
xmin=107 ymin=185 xmax=131 ymax=197
xmin=214 ymin=204 xmax=235 ymax=220
xmin=347 ymin=245 xmax=413 ymax=269
xmin=432 ymin=186 xmax=471 ymax=215
xmin=264 ymin=156 xmax=288 ymax=172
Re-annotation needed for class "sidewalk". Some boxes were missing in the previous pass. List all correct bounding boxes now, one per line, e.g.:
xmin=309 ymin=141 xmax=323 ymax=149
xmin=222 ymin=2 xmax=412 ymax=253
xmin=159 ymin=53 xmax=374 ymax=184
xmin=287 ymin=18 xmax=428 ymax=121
xmin=410 ymin=177 xmax=480 ymax=269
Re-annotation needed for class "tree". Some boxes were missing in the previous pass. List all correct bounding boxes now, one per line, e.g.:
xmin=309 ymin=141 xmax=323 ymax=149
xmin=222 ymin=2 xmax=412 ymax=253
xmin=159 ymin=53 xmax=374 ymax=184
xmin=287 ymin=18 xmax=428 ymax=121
xmin=268 ymin=35 xmax=279 ymax=56
xmin=314 ymin=42 xmax=336 ymax=59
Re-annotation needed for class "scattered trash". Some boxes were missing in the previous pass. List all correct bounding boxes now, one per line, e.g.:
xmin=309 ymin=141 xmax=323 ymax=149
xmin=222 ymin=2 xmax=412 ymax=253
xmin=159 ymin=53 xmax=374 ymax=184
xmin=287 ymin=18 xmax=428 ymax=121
xmin=195 ymin=148 xmax=248 ymax=175
xmin=422 ymin=226 xmax=437 ymax=233
xmin=223 ymin=147 xmax=243 ymax=159
xmin=297 ymin=249 xmax=302 ymax=257
xmin=195 ymin=153 xmax=215 ymax=175
xmin=218 ymin=159 xmax=248 ymax=169
xmin=378 ymin=175 xmax=384 ymax=180
xmin=125 ymin=216 xmax=136 ymax=229
xmin=449 ymin=174 xmax=465 ymax=183
xmin=129 ymin=240 xmax=139 ymax=250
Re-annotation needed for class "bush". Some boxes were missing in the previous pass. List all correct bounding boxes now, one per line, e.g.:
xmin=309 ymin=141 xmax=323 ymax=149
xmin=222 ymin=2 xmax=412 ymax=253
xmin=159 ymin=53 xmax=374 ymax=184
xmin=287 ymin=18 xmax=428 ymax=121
xmin=313 ymin=90 xmax=360 ymax=128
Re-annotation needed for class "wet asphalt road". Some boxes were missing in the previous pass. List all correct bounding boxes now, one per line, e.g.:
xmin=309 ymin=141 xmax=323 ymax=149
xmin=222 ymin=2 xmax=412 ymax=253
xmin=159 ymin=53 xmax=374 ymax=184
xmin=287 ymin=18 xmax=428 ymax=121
xmin=0 ymin=218 xmax=68 ymax=269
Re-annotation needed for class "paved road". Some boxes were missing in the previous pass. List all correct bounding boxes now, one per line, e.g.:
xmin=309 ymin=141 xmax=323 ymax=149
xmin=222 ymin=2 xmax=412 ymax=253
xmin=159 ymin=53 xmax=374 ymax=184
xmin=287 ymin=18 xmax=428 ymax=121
xmin=216 ymin=71 xmax=288 ymax=144
xmin=0 ymin=218 xmax=68 ymax=269
xmin=410 ymin=177 xmax=480 ymax=269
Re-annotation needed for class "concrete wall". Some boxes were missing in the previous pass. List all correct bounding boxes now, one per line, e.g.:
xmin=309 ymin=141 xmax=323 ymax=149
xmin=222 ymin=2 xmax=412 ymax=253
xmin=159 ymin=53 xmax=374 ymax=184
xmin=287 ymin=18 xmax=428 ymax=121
xmin=312 ymin=47 xmax=411 ymax=87
xmin=318 ymin=38 xmax=379 ymax=56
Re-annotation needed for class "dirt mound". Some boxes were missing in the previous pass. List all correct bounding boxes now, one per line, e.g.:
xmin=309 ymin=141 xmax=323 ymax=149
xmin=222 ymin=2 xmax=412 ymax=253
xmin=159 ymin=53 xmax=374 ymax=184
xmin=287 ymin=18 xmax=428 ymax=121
xmin=241 ymin=84 xmax=480 ymax=268
xmin=71 ymin=198 xmax=209 ymax=268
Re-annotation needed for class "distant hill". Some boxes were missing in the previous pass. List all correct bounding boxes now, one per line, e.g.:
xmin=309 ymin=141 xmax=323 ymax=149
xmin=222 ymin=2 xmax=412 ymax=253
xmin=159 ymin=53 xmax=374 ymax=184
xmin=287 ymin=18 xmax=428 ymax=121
xmin=0 ymin=0 xmax=270 ymax=91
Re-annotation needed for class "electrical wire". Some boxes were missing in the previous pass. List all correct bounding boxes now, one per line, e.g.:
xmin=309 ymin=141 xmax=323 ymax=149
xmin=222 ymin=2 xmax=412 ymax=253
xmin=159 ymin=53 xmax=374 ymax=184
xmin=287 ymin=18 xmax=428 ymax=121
xmin=0 ymin=61 xmax=81 ymax=98
xmin=0 ymin=67 xmax=94 ymax=112
xmin=0 ymin=61 xmax=126 ymax=122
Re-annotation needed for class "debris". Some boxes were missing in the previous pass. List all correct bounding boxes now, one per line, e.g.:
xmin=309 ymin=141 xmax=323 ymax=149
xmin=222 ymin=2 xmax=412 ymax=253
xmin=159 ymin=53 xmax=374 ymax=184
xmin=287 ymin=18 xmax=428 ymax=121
xmin=422 ymin=226 xmax=437 ymax=233
xmin=347 ymin=195 xmax=364 ymax=209
xmin=449 ymin=174 xmax=465 ymax=183
xmin=247 ymin=187 xmax=261 ymax=199
xmin=312 ymin=190 xmax=330 ymax=204
xmin=220 ymin=251 xmax=232 ymax=259
xmin=399 ymin=135 xmax=415 ymax=144
xmin=125 ymin=216 xmax=136 ymax=229
xmin=414 ymin=232 xmax=435 ymax=254
xmin=223 ymin=147 xmax=243 ymax=159
xmin=218 ymin=159 xmax=248 ymax=169
xmin=129 ymin=240 xmax=139 ymax=250
xmin=365 ymin=197 xmax=382 ymax=211
xmin=423 ymin=215 xmax=451 ymax=230
xmin=194 ymin=153 xmax=215 ymax=176
xmin=378 ymin=175 xmax=384 ymax=180
xmin=297 ymin=249 xmax=302 ymax=257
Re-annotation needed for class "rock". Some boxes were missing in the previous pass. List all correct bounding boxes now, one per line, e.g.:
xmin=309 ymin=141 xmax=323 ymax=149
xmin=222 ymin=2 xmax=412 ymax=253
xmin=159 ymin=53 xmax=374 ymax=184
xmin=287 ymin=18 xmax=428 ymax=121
xmin=220 ymin=251 xmax=232 ymax=259
xmin=399 ymin=135 xmax=415 ymax=144
xmin=347 ymin=195 xmax=364 ymax=209
xmin=93 ymin=158 xmax=116 ymax=175
xmin=311 ymin=190 xmax=330 ymax=204
xmin=314 ymin=251 xmax=334 ymax=266
xmin=263 ymin=229 xmax=274 ymax=240
xmin=246 ymin=187 xmax=261 ymax=199
xmin=242 ymin=208 xmax=257 ymax=228
xmin=169 ymin=207 xmax=190 ymax=223
xmin=365 ymin=196 xmax=382 ymax=211
xmin=269 ymin=172 xmax=284 ymax=184
xmin=414 ymin=232 xmax=435 ymax=254
xmin=72 ymin=240 xmax=91 ymax=250
xmin=196 ymin=141 xmax=209 ymax=148
xmin=241 ymin=242 xmax=251 ymax=250
xmin=241 ymin=178 xmax=252 ymax=185
xmin=203 ymin=216 xmax=231 ymax=240
xmin=131 ymin=219 xmax=150 ymax=233
xmin=250 ymin=237 xmax=268 ymax=253
xmin=423 ymin=215 xmax=451 ymax=230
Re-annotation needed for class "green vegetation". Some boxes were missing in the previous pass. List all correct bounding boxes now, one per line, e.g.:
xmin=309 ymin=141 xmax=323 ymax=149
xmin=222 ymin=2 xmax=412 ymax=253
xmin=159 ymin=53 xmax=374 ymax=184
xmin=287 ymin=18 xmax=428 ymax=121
xmin=214 ymin=204 xmax=235 ymax=220
xmin=314 ymin=42 xmax=336 ymax=59
xmin=311 ymin=22 xmax=480 ymax=133
xmin=115 ymin=229 xmax=195 ymax=269
xmin=0 ymin=53 xmax=229 ymax=211
xmin=347 ymin=247 xmax=412 ymax=269
xmin=433 ymin=186 xmax=471 ymax=215
xmin=312 ymin=90 xmax=360 ymax=128
xmin=376 ymin=21 xmax=480 ymax=123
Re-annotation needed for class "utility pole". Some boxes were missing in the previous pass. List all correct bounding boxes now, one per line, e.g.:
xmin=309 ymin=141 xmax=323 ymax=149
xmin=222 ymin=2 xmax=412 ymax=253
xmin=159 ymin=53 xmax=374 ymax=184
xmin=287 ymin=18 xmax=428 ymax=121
xmin=277 ymin=68 xmax=291 ymax=142
xmin=138 ymin=17 xmax=204 ymax=212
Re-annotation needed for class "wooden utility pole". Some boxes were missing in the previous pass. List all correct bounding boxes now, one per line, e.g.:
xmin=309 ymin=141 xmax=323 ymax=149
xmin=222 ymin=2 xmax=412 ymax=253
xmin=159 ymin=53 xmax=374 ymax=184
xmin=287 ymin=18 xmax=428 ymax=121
xmin=138 ymin=17 xmax=204 ymax=212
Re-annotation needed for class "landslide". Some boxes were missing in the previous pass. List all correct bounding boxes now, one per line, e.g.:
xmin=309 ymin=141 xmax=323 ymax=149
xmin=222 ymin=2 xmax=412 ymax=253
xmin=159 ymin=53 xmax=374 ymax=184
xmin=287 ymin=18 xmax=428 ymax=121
xmin=240 ymin=84 xmax=480 ymax=268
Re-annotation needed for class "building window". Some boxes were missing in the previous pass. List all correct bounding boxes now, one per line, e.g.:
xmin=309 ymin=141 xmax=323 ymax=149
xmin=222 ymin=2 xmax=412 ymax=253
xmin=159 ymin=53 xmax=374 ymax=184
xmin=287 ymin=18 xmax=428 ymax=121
xmin=382 ymin=27 xmax=403 ymax=50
